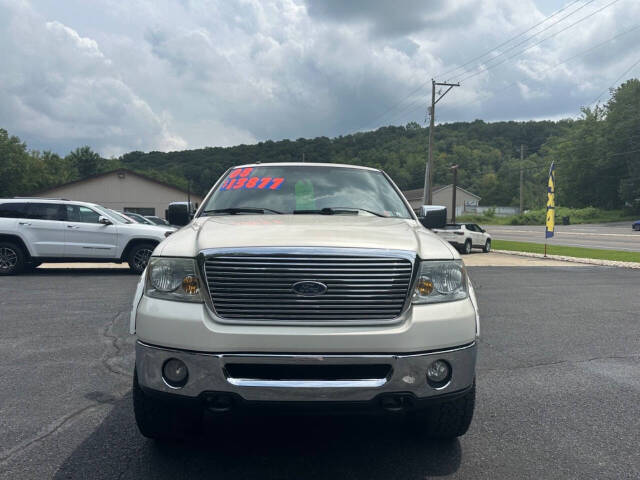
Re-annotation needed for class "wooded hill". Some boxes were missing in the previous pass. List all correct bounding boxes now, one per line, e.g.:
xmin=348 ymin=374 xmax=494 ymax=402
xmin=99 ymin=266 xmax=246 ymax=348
xmin=3 ymin=79 xmax=640 ymax=211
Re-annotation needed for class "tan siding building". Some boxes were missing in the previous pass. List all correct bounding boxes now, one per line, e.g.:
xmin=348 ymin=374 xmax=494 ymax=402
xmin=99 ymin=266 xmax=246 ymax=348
xmin=402 ymin=185 xmax=481 ymax=221
xmin=35 ymin=169 xmax=202 ymax=219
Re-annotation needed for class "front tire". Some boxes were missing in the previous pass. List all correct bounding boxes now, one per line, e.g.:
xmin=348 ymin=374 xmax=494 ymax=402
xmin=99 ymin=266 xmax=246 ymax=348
xmin=634 ymin=224 xmax=640 ymax=231
xmin=413 ymin=381 xmax=476 ymax=440
xmin=128 ymin=243 xmax=155 ymax=274
xmin=0 ymin=242 xmax=25 ymax=275
xmin=462 ymin=239 xmax=472 ymax=255
xmin=133 ymin=368 xmax=201 ymax=440
xmin=483 ymin=239 xmax=491 ymax=253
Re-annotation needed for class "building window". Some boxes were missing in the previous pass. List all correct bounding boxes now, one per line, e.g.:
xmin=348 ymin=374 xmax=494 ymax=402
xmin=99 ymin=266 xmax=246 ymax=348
xmin=124 ymin=207 xmax=155 ymax=216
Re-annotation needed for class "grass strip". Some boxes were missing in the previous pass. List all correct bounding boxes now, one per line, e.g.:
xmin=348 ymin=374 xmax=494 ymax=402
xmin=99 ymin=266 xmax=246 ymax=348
xmin=492 ymin=240 xmax=640 ymax=263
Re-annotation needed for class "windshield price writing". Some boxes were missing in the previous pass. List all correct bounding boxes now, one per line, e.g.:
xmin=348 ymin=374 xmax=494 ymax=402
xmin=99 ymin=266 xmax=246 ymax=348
xmin=220 ymin=167 xmax=285 ymax=191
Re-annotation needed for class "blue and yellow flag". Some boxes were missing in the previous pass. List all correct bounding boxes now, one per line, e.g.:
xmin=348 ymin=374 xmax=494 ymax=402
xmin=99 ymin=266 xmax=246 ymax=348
xmin=545 ymin=162 xmax=555 ymax=239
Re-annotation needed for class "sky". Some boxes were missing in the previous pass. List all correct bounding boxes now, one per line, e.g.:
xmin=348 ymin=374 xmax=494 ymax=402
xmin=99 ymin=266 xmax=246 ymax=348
xmin=1 ymin=0 xmax=639 ymax=157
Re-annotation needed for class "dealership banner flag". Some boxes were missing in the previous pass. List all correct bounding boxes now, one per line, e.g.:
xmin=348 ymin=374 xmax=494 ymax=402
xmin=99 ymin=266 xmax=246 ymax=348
xmin=545 ymin=162 xmax=555 ymax=239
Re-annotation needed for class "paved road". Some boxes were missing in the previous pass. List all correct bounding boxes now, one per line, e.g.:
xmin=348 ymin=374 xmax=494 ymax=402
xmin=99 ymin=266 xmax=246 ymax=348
xmin=486 ymin=221 xmax=640 ymax=252
xmin=1 ymin=266 xmax=639 ymax=479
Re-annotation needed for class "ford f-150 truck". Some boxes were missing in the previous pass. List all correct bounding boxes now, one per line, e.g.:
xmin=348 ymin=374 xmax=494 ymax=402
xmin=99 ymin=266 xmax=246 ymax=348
xmin=130 ymin=163 xmax=479 ymax=440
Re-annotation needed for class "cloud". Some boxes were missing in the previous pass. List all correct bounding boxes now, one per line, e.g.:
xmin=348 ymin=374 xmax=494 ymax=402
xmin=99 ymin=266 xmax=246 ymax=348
xmin=0 ymin=0 xmax=186 ymax=156
xmin=2 ymin=0 xmax=640 ymax=157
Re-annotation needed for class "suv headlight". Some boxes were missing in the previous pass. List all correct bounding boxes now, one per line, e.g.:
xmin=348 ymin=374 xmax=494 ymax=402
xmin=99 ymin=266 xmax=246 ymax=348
xmin=412 ymin=260 xmax=468 ymax=304
xmin=145 ymin=257 xmax=203 ymax=303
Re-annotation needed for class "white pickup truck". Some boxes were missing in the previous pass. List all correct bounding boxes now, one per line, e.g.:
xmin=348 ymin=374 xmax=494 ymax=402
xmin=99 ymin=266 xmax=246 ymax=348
xmin=130 ymin=163 xmax=479 ymax=440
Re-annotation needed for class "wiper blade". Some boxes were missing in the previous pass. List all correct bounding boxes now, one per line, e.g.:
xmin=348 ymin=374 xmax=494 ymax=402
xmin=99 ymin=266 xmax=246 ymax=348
xmin=293 ymin=208 xmax=357 ymax=215
xmin=293 ymin=207 xmax=386 ymax=217
xmin=202 ymin=207 xmax=282 ymax=215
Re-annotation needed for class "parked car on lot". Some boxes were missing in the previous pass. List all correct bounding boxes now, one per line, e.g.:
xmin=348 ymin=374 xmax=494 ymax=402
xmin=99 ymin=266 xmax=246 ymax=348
xmin=433 ymin=223 xmax=491 ymax=254
xmin=130 ymin=163 xmax=479 ymax=441
xmin=144 ymin=215 xmax=170 ymax=226
xmin=0 ymin=198 xmax=175 ymax=275
xmin=632 ymin=220 xmax=640 ymax=231
xmin=118 ymin=211 xmax=156 ymax=225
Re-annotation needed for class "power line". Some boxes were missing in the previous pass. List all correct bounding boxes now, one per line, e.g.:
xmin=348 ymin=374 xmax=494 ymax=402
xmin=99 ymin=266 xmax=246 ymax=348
xmin=446 ymin=0 xmax=598 ymax=82
xmin=459 ymin=0 xmax=624 ymax=83
xmin=591 ymin=55 xmax=640 ymax=105
xmin=436 ymin=0 xmax=586 ymax=80
xmin=386 ymin=22 xmax=640 ymax=128
xmin=497 ymin=23 xmax=640 ymax=94
xmin=361 ymin=0 xmax=596 ymax=131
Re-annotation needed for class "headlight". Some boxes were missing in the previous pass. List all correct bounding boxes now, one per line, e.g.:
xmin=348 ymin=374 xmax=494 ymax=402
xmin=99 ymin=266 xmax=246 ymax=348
xmin=145 ymin=257 xmax=203 ymax=303
xmin=412 ymin=260 xmax=468 ymax=304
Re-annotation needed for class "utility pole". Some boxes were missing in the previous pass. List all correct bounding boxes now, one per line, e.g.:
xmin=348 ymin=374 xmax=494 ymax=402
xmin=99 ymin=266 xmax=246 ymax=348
xmin=451 ymin=164 xmax=459 ymax=223
xmin=302 ymin=152 xmax=306 ymax=163
xmin=424 ymin=79 xmax=460 ymax=205
xmin=519 ymin=144 xmax=524 ymax=214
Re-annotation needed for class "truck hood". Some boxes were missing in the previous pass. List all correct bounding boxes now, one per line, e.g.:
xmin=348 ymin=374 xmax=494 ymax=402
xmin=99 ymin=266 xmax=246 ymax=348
xmin=156 ymin=215 xmax=458 ymax=260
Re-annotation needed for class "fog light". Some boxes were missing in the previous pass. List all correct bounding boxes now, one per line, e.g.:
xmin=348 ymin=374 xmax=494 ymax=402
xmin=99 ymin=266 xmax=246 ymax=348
xmin=163 ymin=358 xmax=188 ymax=388
xmin=427 ymin=360 xmax=451 ymax=385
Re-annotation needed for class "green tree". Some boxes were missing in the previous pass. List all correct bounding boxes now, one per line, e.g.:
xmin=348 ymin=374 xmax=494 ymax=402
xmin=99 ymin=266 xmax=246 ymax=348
xmin=66 ymin=146 xmax=105 ymax=178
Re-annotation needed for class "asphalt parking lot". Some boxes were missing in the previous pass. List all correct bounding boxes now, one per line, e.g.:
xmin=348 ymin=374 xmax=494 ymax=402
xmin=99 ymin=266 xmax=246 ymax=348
xmin=1 ymin=264 xmax=639 ymax=479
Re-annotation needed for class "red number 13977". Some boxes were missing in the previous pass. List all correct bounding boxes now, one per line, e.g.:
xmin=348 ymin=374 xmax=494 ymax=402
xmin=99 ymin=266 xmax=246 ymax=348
xmin=220 ymin=176 xmax=284 ymax=191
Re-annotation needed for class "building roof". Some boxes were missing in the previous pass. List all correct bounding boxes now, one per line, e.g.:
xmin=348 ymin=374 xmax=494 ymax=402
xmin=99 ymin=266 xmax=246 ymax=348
xmin=32 ymin=168 xmax=196 ymax=197
xmin=402 ymin=186 xmax=444 ymax=202
xmin=402 ymin=185 xmax=481 ymax=202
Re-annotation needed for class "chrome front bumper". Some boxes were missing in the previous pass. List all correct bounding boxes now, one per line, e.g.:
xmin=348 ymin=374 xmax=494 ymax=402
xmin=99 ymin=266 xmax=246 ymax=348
xmin=135 ymin=341 xmax=477 ymax=403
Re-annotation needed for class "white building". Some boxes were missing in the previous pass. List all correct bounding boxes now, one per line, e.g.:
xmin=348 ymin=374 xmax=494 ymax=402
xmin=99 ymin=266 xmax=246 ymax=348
xmin=33 ymin=169 xmax=203 ymax=219
xmin=403 ymin=185 xmax=481 ymax=221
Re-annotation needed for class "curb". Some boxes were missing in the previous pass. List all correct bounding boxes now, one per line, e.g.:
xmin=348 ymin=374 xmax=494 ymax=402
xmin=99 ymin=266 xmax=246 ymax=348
xmin=492 ymin=249 xmax=640 ymax=269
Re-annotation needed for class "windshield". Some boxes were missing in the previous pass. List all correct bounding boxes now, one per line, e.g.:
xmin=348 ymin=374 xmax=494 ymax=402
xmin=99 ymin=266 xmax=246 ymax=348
xmin=91 ymin=205 xmax=132 ymax=224
xmin=125 ymin=212 xmax=154 ymax=224
xmin=201 ymin=165 xmax=412 ymax=218
xmin=147 ymin=216 xmax=169 ymax=225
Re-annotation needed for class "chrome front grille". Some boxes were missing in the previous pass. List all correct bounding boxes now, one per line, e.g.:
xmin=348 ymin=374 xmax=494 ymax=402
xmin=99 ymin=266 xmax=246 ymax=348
xmin=202 ymin=248 xmax=415 ymax=323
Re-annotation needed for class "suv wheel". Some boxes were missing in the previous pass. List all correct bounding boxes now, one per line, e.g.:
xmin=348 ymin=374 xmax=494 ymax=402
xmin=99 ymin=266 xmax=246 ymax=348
xmin=462 ymin=239 xmax=472 ymax=255
xmin=133 ymin=369 xmax=201 ymax=440
xmin=128 ymin=243 xmax=154 ymax=274
xmin=483 ymin=239 xmax=491 ymax=253
xmin=412 ymin=381 xmax=476 ymax=440
xmin=0 ymin=242 xmax=25 ymax=275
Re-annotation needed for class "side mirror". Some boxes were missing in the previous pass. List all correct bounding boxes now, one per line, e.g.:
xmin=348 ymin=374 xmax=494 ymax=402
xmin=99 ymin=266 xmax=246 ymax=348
xmin=167 ymin=205 xmax=191 ymax=226
xmin=98 ymin=216 xmax=113 ymax=225
xmin=418 ymin=205 xmax=447 ymax=229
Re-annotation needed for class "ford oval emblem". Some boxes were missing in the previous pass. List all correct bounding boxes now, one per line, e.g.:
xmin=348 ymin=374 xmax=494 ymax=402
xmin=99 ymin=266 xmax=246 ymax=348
xmin=292 ymin=281 xmax=328 ymax=296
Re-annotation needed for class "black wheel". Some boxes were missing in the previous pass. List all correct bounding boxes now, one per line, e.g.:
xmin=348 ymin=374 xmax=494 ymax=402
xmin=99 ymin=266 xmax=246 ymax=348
xmin=128 ymin=243 xmax=155 ymax=274
xmin=634 ymin=224 xmax=640 ymax=231
xmin=483 ymin=239 xmax=491 ymax=253
xmin=0 ymin=242 xmax=25 ymax=275
xmin=412 ymin=381 xmax=476 ymax=440
xmin=463 ymin=239 xmax=472 ymax=255
xmin=133 ymin=368 xmax=201 ymax=440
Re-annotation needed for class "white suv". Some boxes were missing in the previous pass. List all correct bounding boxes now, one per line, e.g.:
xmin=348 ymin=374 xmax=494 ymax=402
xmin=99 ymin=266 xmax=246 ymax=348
xmin=0 ymin=198 xmax=175 ymax=275
xmin=433 ymin=223 xmax=491 ymax=254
